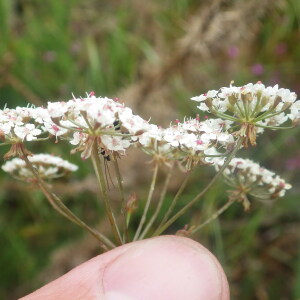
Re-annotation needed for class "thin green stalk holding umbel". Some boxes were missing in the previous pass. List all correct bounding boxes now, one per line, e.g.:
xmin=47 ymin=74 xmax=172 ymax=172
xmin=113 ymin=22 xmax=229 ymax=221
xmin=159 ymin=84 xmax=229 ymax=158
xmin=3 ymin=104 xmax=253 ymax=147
xmin=152 ymin=136 xmax=244 ymax=236
xmin=133 ymin=163 xmax=159 ymax=241
xmin=22 ymin=154 xmax=115 ymax=251
xmin=191 ymin=200 xmax=234 ymax=234
xmin=156 ymin=170 xmax=191 ymax=231
xmin=139 ymin=163 xmax=174 ymax=240
xmin=112 ymin=153 xmax=129 ymax=243
xmin=91 ymin=143 xmax=123 ymax=245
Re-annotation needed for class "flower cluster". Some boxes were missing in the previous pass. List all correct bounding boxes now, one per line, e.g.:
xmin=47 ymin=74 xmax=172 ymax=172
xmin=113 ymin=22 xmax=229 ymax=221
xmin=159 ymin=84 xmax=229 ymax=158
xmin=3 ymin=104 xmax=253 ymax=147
xmin=0 ymin=106 xmax=43 ymax=142
xmin=44 ymin=94 xmax=151 ymax=159
xmin=212 ymin=157 xmax=292 ymax=210
xmin=191 ymin=82 xmax=299 ymax=146
xmin=136 ymin=117 xmax=234 ymax=169
xmin=0 ymin=94 xmax=151 ymax=159
xmin=2 ymin=154 xmax=78 ymax=181
xmin=0 ymin=86 xmax=295 ymax=246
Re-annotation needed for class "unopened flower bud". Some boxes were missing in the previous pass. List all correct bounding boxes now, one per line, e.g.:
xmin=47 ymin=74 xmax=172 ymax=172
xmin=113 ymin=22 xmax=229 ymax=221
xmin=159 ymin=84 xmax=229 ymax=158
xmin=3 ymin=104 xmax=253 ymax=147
xmin=241 ymin=93 xmax=252 ymax=103
xmin=228 ymin=95 xmax=237 ymax=105
xmin=204 ymin=98 xmax=213 ymax=109
xmin=281 ymin=102 xmax=292 ymax=111
xmin=126 ymin=192 xmax=138 ymax=214
xmin=260 ymin=96 xmax=269 ymax=108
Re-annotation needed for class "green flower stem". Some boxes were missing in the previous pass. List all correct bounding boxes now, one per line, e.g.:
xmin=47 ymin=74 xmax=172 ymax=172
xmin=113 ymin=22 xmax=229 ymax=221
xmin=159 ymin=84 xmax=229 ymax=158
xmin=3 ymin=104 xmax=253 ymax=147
xmin=204 ymin=151 xmax=230 ymax=157
xmin=235 ymin=101 xmax=246 ymax=118
xmin=81 ymin=113 xmax=94 ymax=132
xmin=253 ymin=108 xmax=285 ymax=123
xmin=254 ymin=124 xmax=294 ymax=130
xmin=0 ymin=143 xmax=12 ymax=146
xmin=112 ymin=153 xmax=129 ymax=243
xmin=133 ymin=163 xmax=159 ymax=241
xmin=139 ymin=163 xmax=174 ymax=240
xmin=155 ymin=170 xmax=191 ymax=232
xmin=97 ymin=132 xmax=134 ymax=137
xmin=126 ymin=212 xmax=132 ymax=227
xmin=22 ymin=154 xmax=115 ymax=251
xmin=56 ymin=123 xmax=88 ymax=133
xmin=213 ymin=111 xmax=240 ymax=122
xmin=244 ymin=99 xmax=250 ymax=120
xmin=191 ymin=200 xmax=234 ymax=234
xmin=152 ymin=136 xmax=244 ymax=237
xmin=250 ymin=95 xmax=262 ymax=118
xmin=91 ymin=143 xmax=123 ymax=245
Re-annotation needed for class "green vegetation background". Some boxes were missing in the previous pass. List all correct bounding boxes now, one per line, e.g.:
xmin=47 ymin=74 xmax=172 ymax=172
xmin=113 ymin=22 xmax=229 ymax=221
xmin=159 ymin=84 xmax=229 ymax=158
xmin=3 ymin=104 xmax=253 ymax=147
xmin=0 ymin=0 xmax=299 ymax=299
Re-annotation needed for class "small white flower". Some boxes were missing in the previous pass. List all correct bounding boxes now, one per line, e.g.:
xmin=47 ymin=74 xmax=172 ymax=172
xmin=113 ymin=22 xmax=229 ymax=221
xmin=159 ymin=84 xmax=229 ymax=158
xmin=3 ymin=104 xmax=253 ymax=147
xmin=42 ymin=122 xmax=68 ymax=137
xmin=14 ymin=124 xmax=42 ymax=141
xmin=191 ymin=90 xmax=218 ymax=102
xmin=288 ymin=100 xmax=300 ymax=122
xmin=69 ymin=131 xmax=87 ymax=145
xmin=101 ymin=135 xmax=131 ymax=153
xmin=48 ymin=102 xmax=70 ymax=118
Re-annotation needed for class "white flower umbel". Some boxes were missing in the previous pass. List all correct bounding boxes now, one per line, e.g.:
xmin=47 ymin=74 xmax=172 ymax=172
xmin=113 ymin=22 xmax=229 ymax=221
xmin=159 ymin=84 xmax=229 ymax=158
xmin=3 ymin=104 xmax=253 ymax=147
xmin=2 ymin=154 xmax=78 ymax=181
xmin=0 ymin=106 xmax=49 ymax=159
xmin=0 ymin=107 xmax=45 ymax=141
xmin=45 ymin=95 xmax=151 ymax=159
xmin=191 ymin=82 xmax=298 ymax=146
xmin=212 ymin=157 xmax=292 ymax=210
xmin=137 ymin=117 xmax=235 ymax=170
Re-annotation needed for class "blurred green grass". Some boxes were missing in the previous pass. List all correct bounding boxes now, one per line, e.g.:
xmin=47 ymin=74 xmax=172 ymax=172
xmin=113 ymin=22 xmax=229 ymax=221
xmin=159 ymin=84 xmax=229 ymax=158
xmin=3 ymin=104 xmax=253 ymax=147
xmin=0 ymin=0 xmax=300 ymax=299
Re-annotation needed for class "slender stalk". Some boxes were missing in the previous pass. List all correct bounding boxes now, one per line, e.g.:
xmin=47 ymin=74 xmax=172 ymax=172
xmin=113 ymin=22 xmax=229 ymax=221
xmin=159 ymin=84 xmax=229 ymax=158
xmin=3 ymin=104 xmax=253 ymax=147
xmin=191 ymin=200 xmax=234 ymax=234
xmin=156 ymin=170 xmax=191 ymax=231
xmin=22 ymin=155 xmax=115 ymax=250
xmin=133 ymin=163 xmax=159 ymax=241
xmin=112 ymin=153 xmax=129 ymax=243
xmin=139 ymin=163 xmax=174 ymax=240
xmin=91 ymin=143 xmax=123 ymax=245
xmin=213 ymin=111 xmax=240 ymax=122
xmin=250 ymin=94 xmax=262 ymax=118
xmin=152 ymin=136 xmax=244 ymax=236
xmin=254 ymin=123 xmax=294 ymax=130
xmin=235 ymin=101 xmax=246 ymax=118
xmin=253 ymin=108 xmax=285 ymax=123
xmin=204 ymin=151 xmax=230 ymax=157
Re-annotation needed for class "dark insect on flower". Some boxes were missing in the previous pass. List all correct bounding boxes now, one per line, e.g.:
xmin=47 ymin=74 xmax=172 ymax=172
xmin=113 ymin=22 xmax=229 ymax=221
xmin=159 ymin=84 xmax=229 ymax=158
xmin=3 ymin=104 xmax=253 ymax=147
xmin=100 ymin=148 xmax=111 ymax=161
xmin=113 ymin=119 xmax=121 ymax=131
xmin=98 ymin=147 xmax=114 ymax=189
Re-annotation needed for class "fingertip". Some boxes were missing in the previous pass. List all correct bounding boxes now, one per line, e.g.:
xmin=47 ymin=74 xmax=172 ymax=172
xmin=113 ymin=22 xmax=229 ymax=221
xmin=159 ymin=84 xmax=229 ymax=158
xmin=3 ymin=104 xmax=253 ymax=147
xmin=102 ymin=235 xmax=229 ymax=300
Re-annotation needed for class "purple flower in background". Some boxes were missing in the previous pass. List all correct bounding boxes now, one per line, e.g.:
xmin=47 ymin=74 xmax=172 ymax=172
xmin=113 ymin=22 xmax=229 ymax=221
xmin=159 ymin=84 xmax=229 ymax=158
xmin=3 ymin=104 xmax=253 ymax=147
xmin=275 ymin=43 xmax=287 ymax=56
xmin=43 ymin=51 xmax=57 ymax=63
xmin=285 ymin=155 xmax=300 ymax=171
xmin=70 ymin=42 xmax=82 ymax=54
xmin=227 ymin=46 xmax=239 ymax=58
xmin=251 ymin=63 xmax=264 ymax=76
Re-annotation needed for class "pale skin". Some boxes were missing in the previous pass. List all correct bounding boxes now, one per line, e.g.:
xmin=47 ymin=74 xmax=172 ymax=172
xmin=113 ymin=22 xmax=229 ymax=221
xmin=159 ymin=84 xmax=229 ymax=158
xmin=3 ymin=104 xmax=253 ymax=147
xmin=20 ymin=236 xmax=230 ymax=300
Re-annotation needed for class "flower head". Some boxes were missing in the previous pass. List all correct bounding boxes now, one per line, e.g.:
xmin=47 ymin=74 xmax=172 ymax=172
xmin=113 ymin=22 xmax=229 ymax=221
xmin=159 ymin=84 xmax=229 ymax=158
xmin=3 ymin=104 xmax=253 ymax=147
xmin=136 ymin=118 xmax=234 ymax=170
xmin=191 ymin=82 xmax=298 ymax=147
xmin=0 ymin=106 xmax=45 ymax=143
xmin=212 ymin=157 xmax=291 ymax=210
xmin=2 ymin=154 xmax=78 ymax=181
xmin=45 ymin=95 xmax=150 ymax=159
